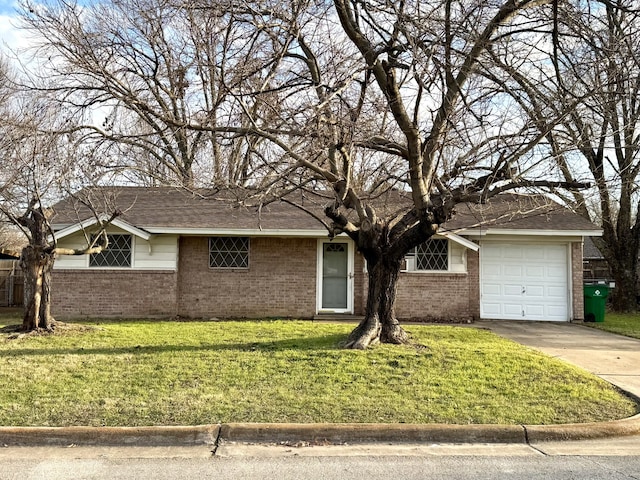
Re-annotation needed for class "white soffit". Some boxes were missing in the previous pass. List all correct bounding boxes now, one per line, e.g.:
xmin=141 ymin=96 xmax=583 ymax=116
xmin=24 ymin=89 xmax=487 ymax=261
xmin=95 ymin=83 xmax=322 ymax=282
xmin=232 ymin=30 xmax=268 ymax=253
xmin=458 ymin=228 xmax=603 ymax=238
xmin=53 ymin=217 xmax=151 ymax=241
xmin=144 ymin=227 xmax=333 ymax=237
xmin=440 ymin=232 xmax=479 ymax=251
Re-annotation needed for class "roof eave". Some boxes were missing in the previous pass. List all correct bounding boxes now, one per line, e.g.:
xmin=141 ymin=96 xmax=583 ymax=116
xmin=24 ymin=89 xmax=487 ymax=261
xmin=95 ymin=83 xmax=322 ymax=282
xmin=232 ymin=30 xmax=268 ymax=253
xmin=440 ymin=232 xmax=479 ymax=251
xmin=459 ymin=228 xmax=603 ymax=237
xmin=53 ymin=217 xmax=152 ymax=242
xmin=144 ymin=227 xmax=336 ymax=237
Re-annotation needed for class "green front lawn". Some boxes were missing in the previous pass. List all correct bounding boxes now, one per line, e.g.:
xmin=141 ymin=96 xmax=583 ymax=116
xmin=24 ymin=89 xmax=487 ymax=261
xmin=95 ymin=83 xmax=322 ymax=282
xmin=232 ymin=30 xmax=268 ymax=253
xmin=0 ymin=318 xmax=636 ymax=426
xmin=589 ymin=312 xmax=640 ymax=339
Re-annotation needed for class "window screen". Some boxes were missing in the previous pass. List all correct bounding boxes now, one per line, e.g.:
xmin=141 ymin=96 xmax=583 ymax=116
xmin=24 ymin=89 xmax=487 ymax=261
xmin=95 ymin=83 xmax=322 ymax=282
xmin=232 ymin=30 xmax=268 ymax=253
xmin=209 ymin=237 xmax=250 ymax=269
xmin=89 ymin=234 xmax=132 ymax=268
xmin=415 ymin=238 xmax=448 ymax=270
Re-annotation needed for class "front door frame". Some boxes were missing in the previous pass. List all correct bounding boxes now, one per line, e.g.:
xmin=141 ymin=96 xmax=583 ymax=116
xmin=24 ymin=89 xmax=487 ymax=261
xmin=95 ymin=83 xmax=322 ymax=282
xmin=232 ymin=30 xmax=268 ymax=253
xmin=316 ymin=238 xmax=355 ymax=314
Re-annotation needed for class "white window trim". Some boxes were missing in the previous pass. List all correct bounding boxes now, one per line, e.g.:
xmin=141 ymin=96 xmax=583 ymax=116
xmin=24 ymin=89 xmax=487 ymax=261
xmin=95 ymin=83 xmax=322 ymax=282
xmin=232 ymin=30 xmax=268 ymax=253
xmin=316 ymin=238 xmax=354 ymax=314
xmin=87 ymin=234 xmax=135 ymax=269
xmin=402 ymin=238 xmax=451 ymax=273
xmin=208 ymin=236 xmax=251 ymax=270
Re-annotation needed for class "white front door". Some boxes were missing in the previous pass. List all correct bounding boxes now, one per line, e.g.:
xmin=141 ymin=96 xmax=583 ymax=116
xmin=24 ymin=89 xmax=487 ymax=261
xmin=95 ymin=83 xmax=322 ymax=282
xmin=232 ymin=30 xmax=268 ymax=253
xmin=317 ymin=239 xmax=354 ymax=313
xmin=480 ymin=242 xmax=570 ymax=321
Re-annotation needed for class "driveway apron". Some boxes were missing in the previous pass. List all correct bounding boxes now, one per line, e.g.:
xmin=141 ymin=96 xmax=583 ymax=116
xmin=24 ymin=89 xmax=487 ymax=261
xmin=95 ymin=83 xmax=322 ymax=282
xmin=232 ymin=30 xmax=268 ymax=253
xmin=476 ymin=321 xmax=640 ymax=401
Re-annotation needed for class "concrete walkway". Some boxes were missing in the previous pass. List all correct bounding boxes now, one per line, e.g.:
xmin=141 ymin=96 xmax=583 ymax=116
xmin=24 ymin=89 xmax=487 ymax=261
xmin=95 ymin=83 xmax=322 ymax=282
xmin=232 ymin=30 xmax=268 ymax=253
xmin=476 ymin=321 xmax=640 ymax=401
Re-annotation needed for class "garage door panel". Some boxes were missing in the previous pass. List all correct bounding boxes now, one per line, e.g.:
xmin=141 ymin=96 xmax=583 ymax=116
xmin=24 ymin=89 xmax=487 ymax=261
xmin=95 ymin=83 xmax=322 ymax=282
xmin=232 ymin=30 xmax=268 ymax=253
xmin=481 ymin=242 xmax=569 ymax=322
xmin=525 ymin=285 xmax=545 ymax=297
xmin=546 ymin=265 xmax=566 ymax=280
xmin=504 ymin=249 xmax=524 ymax=260
xmin=546 ymin=285 xmax=567 ymax=298
xmin=482 ymin=245 xmax=503 ymax=258
xmin=503 ymin=265 xmax=523 ymax=277
xmin=545 ymin=247 xmax=567 ymax=261
xmin=504 ymin=303 xmax=524 ymax=316
xmin=504 ymin=284 xmax=523 ymax=296
xmin=481 ymin=302 xmax=503 ymax=316
xmin=483 ymin=283 xmax=502 ymax=295
xmin=525 ymin=265 xmax=545 ymax=278
xmin=547 ymin=305 xmax=568 ymax=318
xmin=524 ymin=245 xmax=545 ymax=259
xmin=524 ymin=304 xmax=545 ymax=317
xmin=483 ymin=264 xmax=502 ymax=278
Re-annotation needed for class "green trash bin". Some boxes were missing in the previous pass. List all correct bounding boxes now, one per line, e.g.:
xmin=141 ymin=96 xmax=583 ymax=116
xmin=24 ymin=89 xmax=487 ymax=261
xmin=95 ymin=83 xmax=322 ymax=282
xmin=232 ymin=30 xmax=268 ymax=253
xmin=584 ymin=284 xmax=609 ymax=322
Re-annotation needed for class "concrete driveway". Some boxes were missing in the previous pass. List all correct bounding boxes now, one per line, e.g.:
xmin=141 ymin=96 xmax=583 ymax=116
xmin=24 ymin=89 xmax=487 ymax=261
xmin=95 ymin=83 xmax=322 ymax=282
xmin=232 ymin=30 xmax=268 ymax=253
xmin=476 ymin=321 xmax=640 ymax=401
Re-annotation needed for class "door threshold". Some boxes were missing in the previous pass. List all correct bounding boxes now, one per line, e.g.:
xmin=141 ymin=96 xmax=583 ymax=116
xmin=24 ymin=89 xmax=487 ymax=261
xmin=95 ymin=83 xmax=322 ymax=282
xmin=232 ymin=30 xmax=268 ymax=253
xmin=313 ymin=313 xmax=363 ymax=322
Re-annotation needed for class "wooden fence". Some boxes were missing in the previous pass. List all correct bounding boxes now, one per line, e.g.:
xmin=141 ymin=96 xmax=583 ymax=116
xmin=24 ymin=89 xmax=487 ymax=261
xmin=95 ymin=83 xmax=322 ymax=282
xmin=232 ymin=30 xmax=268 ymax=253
xmin=0 ymin=260 xmax=23 ymax=307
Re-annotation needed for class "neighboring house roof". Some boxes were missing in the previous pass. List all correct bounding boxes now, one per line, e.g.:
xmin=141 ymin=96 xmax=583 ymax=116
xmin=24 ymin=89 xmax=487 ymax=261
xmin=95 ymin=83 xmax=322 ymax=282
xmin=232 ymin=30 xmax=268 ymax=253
xmin=50 ymin=186 xmax=601 ymax=238
xmin=584 ymin=236 xmax=640 ymax=260
xmin=583 ymin=237 xmax=604 ymax=259
xmin=0 ymin=250 xmax=19 ymax=260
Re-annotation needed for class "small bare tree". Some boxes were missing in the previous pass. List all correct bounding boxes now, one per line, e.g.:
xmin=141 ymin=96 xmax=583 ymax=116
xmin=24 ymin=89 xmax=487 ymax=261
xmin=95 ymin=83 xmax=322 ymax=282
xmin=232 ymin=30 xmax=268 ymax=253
xmin=0 ymin=56 xmax=121 ymax=331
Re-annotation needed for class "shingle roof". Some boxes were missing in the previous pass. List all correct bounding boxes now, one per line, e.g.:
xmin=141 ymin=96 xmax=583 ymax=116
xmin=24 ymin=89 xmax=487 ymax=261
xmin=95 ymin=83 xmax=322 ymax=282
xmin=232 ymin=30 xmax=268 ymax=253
xmin=583 ymin=237 xmax=604 ymax=259
xmin=50 ymin=187 xmax=599 ymax=234
xmin=442 ymin=194 xmax=600 ymax=233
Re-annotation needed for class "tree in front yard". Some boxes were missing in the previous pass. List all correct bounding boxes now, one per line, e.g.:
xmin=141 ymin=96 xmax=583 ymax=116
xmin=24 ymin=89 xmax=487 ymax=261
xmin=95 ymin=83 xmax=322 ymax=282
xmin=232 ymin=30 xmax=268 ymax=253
xmin=16 ymin=0 xmax=591 ymax=346
xmin=231 ymin=0 xmax=589 ymax=348
xmin=0 ymin=56 xmax=120 ymax=331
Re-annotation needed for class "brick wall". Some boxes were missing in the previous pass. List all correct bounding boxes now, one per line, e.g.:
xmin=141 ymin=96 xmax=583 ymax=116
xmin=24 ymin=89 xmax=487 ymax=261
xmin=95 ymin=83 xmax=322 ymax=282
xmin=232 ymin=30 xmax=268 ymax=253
xmin=572 ymin=241 xmax=584 ymax=321
xmin=177 ymin=237 xmax=317 ymax=318
xmin=395 ymin=272 xmax=474 ymax=321
xmin=467 ymin=249 xmax=480 ymax=320
xmin=52 ymin=270 xmax=178 ymax=318
xmin=353 ymin=253 xmax=366 ymax=315
xmin=51 ymin=236 xmax=483 ymax=321
xmin=356 ymin=249 xmax=478 ymax=322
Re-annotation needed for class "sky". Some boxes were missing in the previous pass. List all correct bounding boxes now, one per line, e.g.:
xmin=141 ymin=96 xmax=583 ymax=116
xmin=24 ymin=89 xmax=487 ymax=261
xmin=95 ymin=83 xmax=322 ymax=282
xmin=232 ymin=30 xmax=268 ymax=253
xmin=0 ymin=0 xmax=31 ymax=53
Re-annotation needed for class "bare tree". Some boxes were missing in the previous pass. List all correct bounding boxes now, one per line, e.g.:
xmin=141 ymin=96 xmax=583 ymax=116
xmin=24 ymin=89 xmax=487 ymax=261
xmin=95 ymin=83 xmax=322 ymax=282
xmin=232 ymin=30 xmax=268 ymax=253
xmin=492 ymin=0 xmax=640 ymax=311
xmin=17 ymin=0 xmax=286 ymax=187
xmin=17 ymin=0 xmax=590 ymax=346
xmin=224 ymin=0 xmax=588 ymax=348
xmin=0 ymin=56 xmax=121 ymax=331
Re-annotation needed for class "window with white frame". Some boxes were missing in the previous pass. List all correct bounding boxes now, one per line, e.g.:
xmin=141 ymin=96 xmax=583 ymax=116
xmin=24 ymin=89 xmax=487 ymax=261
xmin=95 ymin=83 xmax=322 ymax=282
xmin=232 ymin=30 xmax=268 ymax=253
xmin=403 ymin=238 xmax=449 ymax=271
xmin=209 ymin=237 xmax=250 ymax=269
xmin=89 ymin=234 xmax=132 ymax=268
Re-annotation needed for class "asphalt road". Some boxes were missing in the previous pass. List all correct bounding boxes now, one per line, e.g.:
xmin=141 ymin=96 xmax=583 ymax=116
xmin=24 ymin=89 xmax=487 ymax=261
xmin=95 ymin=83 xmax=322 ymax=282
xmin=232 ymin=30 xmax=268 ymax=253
xmin=2 ymin=443 xmax=640 ymax=480
xmin=2 ymin=455 xmax=640 ymax=480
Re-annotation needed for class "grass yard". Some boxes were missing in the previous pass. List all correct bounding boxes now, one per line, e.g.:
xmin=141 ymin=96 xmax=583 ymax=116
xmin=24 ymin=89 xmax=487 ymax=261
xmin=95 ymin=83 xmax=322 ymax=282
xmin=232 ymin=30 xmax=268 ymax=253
xmin=588 ymin=312 xmax=640 ymax=339
xmin=0 ymin=317 xmax=636 ymax=427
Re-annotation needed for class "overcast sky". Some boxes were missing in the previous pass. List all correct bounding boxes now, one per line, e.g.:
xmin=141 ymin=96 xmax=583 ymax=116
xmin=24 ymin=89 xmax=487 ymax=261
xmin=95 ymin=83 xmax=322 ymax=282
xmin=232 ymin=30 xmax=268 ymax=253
xmin=0 ymin=0 xmax=29 ymax=53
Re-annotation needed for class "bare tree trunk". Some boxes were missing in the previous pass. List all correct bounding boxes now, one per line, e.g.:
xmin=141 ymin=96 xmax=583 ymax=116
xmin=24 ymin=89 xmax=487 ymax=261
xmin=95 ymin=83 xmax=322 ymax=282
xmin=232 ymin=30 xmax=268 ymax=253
xmin=20 ymin=245 xmax=56 ymax=331
xmin=597 ymin=228 xmax=639 ymax=313
xmin=345 ymin=257 xmax=409 ymax=349
xmin=609 ymin=259 xmax=638 ymax=312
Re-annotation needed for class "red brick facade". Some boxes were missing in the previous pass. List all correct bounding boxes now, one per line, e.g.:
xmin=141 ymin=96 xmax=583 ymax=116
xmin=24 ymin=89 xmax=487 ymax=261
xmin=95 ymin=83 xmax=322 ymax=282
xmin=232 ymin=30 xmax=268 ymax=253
xmin=354 ymin=249 xmax=479 ymax=322
xmin=571 ymin=241 xmax=585 ymax=321
xmin=176 ymin=236 xmax=317 ymax=318
xmin=52 ymin=269 xmax=178 ymax=318
xmin=51 ymin=237 xmax=578 ymax=322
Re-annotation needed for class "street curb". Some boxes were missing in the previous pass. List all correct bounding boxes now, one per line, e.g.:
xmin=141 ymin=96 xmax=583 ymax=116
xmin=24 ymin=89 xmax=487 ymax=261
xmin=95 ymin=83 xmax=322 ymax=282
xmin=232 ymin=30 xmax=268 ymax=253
xmin=2 ymin=413 xmax=640 ymax=447
xmin=0 ymin=425 xmax=220 ymax=447
xmin=218 ymin=423 xmax=526 ymax=444
xmin=524 ymin=412 xmax=640 ymax=442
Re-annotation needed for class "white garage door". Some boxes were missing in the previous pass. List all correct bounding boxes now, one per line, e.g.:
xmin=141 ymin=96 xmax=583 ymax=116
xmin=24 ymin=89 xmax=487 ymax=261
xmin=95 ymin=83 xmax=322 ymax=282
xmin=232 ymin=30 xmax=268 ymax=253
xmin=480 ymin=243 xmax=569 ymax=321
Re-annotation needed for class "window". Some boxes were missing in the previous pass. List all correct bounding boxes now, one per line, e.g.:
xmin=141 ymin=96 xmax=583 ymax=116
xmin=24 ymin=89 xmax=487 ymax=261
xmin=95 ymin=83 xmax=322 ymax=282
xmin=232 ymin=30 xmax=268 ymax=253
xmin=209 ymin=237 xmax=249 ymax=269
xmin=404 ymin=238 xmax=449 ymax=271
xmin=89 ymin=234 xmax=132 ymax=268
